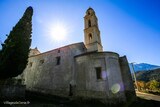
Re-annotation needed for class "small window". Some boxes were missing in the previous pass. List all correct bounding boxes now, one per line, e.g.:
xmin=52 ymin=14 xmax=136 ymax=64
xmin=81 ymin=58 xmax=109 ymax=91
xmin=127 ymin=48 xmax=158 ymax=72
xmin=88 ymin=20 xmax=91 ymax=27
xmin=58 ymin=49 xmax=60 ymax=53
xmin=89 ymin=34 xmax=92 ymax=43
xmin=56 ymin=56 xmax=61 ymax=65
xmin=95 ymin=67 xmax=102 ymax=80
xmin=88 ymin=12 xmax=90 ymax=15
xmin=40 ymin=59 xmax=44 ymax=64
xmin=29 ymin=62 xmax=33 ymax=67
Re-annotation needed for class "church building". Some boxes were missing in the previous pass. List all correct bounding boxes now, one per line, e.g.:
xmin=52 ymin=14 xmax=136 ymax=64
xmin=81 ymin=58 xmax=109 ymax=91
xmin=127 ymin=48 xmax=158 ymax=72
xmin=22 ymin=8 xmax=135 ymax=103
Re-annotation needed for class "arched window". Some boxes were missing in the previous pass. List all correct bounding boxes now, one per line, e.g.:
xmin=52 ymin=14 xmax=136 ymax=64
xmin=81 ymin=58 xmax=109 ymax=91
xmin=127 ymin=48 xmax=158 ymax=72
xmin=89 ymin=33 xmax=92 ymax=43
xmin=88 ymin=20 xmax=91 ymax=27
xmin=88 ymin=11 xmax=90 ymax=15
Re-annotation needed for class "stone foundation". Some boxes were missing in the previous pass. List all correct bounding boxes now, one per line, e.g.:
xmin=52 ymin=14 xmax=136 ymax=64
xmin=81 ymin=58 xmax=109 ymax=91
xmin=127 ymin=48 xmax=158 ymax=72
xmin=0 ymin=79 xmax=25 ymax=100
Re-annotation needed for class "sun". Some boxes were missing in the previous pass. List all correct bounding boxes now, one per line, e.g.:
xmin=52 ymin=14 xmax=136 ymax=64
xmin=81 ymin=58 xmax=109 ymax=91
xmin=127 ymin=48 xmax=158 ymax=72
xmin=49 ymin=22 xmax=68 ymax=41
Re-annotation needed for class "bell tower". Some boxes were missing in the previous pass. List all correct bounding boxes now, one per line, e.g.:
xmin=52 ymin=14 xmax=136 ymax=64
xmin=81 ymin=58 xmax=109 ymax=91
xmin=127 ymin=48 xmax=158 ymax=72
xmin=84 ymin=7 xmax=103 ymax=52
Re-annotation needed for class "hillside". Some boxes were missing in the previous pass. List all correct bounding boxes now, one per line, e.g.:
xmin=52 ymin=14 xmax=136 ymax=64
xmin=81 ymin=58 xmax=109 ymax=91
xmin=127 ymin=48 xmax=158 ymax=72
xmin=135 ymin=68 xmax=160 ymax=82
xmin=129 ymin=63 xmax=160 ymax=72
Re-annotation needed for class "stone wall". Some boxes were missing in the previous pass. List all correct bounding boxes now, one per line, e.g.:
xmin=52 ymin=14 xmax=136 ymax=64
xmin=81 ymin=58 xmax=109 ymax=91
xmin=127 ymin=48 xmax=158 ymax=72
xmin=75 ymin=52 xmax=108 ymax=99
xmin=21 ymin=43 xmax=134 ymax=103
xmin=29 ymin=47 xmax=41 ymax=56
xmin=119 ymin=56 xmax=136 ymax=101
xmin=23 ymin=42 xmax=86 ymax=97
xmin=0 ymin=79 xmax=25 ymax=100
xmin=75 ymin=52 xmax=126 ymax=102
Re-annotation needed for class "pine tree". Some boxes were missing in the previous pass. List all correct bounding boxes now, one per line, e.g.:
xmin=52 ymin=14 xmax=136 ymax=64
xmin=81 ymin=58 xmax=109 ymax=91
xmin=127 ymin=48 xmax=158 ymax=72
xmin=0 ymin=6 xmax=33 ymax=79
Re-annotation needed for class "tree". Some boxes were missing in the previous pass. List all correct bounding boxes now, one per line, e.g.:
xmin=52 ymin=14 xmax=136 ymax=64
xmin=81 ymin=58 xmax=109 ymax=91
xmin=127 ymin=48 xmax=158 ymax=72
xmin=135 ymin=81 xmax=146 ymax=90
xmin=138 ymin=81 xmax=145 ymax=90
xmin=149 ymin=80 xmax=160 ymax=90
xmin=0 ymin=6 xmax=33 ymax=79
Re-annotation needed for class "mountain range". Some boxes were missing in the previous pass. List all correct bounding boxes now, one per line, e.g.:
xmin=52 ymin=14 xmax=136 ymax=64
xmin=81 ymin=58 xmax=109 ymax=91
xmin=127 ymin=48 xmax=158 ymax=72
xmin=129 ymin=63 xmax=160 ymax=82
xmin=129 ymin=63 xmax=160 ymax=72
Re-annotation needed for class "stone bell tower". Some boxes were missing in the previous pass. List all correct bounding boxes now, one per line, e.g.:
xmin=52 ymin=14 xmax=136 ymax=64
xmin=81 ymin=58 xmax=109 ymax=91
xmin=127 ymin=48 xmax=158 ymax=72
xmin=84 ymin=7 xmax=103 ymax=52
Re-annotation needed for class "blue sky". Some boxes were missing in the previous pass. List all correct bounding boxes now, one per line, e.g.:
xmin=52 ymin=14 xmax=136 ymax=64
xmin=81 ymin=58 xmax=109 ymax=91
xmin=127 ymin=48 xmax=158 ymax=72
xmin=0 ymin=0 xmax=160 ymax=66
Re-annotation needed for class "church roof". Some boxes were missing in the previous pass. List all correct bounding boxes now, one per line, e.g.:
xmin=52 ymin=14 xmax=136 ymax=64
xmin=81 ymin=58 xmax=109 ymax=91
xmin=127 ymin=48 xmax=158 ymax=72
xmin=29 ymin=42 xmax=85 ymax=58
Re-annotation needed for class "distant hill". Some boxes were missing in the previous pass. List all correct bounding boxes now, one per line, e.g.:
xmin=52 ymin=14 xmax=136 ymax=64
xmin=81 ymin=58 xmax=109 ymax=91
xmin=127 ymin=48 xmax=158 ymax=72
xmin=129 ymin=63 xmax=160 ymax=72
xmin=135 ymin=68 xmax=160 ymax=82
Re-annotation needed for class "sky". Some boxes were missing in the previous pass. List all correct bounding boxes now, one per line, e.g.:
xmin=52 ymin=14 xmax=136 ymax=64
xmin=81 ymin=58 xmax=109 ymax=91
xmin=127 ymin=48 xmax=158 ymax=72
xmin=0 ymin=0 xmax=160 ymax=66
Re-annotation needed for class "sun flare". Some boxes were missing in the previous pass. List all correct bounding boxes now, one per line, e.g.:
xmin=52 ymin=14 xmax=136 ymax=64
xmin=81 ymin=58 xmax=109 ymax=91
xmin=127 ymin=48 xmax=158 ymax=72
xmin=49 ymin=22 xmax=68 ymax=41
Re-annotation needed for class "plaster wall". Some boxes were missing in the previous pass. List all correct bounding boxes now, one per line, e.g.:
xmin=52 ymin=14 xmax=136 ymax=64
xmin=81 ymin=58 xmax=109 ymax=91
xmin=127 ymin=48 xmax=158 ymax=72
xmin=23 ymin=43 xmax=86 ymax=97
xmin=75 ymin=52 xmax=126 ymax=101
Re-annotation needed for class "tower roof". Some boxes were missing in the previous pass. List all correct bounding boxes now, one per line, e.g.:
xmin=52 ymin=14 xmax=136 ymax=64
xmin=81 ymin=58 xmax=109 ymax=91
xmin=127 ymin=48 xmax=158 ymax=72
xmin=86 ymin=7 xmax=95 ymax=15
xmin=87 ymin=7 xmax=94 ymax=11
